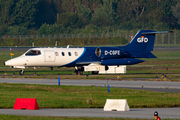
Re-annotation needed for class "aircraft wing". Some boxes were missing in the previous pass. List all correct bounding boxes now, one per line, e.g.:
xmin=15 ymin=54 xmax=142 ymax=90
xmin=76 ymin=61 xmax=100 ymax=65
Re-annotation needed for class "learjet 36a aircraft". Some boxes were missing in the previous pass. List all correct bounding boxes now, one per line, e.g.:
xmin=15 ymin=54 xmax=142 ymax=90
xmin=4 ymin=30 xmax=172 ymax=75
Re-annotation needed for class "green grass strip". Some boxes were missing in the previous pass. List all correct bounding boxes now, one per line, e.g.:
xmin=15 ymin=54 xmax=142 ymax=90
xmin=2 ymin=115 xmax=176 ymax=120
xmin=0 ymin=83 xmax=180 ymax=109
xmin=1 ymin=114 xmax=176 ymax=120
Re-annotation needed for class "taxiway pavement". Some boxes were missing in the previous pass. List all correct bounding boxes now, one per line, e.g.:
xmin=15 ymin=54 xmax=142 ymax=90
xmin=0 ymin=78 xmax=180 ymax=92
xmin=0 ymin=108 xmax=180 ymax=119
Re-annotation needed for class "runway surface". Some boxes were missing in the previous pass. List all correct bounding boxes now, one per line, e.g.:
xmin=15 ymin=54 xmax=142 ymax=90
xmin=1 ymin=108 xmax=180 ymax=119
xmin=0 ymin=78 xmax=180 ymax=119
xmin=0 ymin=78 xmax=180 ymax=93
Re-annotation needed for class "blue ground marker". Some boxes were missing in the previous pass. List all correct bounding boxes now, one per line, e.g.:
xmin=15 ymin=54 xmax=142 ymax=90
xmin=58 ymin=77 xmax=60 ymax=85
xmin=108 ymin=85 xmax=110 ymax=93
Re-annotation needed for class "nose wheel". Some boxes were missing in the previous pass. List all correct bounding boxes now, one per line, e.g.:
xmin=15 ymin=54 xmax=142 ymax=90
xmin=75 ymin=67 xmax=84 ymax=75
xmin=19 ymin=70 xmax=24 ymax=75
xmin=75 ymin=70 xmax=83 ymax=75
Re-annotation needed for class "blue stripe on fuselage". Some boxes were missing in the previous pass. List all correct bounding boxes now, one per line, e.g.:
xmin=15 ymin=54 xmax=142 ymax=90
xmin=62 ymin=47 xmax=101 ymax=67
xmin=61 ymin=48 xmax=86 ymax=67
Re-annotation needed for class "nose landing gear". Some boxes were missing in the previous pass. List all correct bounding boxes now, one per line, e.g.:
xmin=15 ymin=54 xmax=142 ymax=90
xmin=75 ymin=66 xmax=84 ymax=75
xmin=19 ymin=69 xmax=24 ymax=75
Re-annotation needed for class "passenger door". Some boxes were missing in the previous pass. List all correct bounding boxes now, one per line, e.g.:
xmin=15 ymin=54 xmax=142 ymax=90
xmin=44 ymin=51 xmax=55 ymax=62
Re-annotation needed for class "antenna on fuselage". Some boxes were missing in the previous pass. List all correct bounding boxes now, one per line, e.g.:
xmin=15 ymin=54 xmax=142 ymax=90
xmin=67 ymin=45 xmax=73 ymax=48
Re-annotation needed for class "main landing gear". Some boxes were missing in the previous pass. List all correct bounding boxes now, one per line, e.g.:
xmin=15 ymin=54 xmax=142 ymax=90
xmin=74 ymin=66 xmax=99 ymax=75
xmin=92 ymin=71 xmax=99 ymax=74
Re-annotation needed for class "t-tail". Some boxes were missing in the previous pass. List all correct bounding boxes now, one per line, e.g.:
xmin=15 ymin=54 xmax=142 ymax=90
xmin=124 ymin=30 xmax=173 ymax=58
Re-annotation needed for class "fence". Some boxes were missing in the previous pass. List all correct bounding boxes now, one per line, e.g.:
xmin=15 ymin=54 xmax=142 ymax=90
xmin=0 ymin=32 xmax=179 ymax=46
xmin=0 ymin=33 xmax=131 ymax=39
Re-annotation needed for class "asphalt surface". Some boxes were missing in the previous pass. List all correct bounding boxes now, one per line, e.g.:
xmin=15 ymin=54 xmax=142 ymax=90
xmin=0 ymin=78 xmax=180 ymax=93
xmin=0 ymin=108 xmax=180 ymax=119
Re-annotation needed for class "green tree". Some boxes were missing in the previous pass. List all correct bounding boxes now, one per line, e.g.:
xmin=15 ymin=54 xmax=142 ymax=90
xmin=8 ymin=0 xmax=40 ymax=28
xmin=53 ymin=0 xmax=64 ymax=13
xmin=160 ymin=0 xmax=177 ymax=29
xmin=91 ymin=0 xmax=115 ymax=27
xmin=6 ymin=26 xmax=28 ymax=35
xmin=0 ymin=25 xmax=8 ymax=35
xmin=35 ymin=0 xmax=57 ymax=28
xmin=0 ymin=0 xmax=14 ymax=25
xmin=172 ymin=1 xmax=180 ymax=25
xmin=61 ymin=0 xmax=76 ymax=13
xmin=80 ymin=0 xmax=103 ymax=13
xmin=58 ymin=12 xmax=84 ymax=29
xmin=37 ymin=23 xmax=64 ymax=35
xmin=75 ymin=0 xmax=92 ymax=26
xmin=116 ymin=0 xmax=147 ymax=22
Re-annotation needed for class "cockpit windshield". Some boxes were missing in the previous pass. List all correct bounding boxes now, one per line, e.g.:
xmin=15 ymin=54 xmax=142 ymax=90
xmin=25 ymin=50 xmax=41 ymax=56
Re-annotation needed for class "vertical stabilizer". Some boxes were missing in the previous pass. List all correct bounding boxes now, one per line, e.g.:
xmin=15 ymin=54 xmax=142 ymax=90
xmin=124 ymin=30 xmax=173 ymax=58
xmin=125 ymin=30 xmax=156 ymax=52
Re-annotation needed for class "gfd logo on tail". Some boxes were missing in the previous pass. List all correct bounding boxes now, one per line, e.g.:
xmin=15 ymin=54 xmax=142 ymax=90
xmin=137 ymin=36 xmax=148 ymax=43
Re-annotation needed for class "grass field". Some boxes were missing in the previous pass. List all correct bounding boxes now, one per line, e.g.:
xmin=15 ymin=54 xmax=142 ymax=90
xmin=0 ymin=83 xmax=180 ymax=120
xmin=0 ymin=83 xmax=180 ymax=109
xmin=0 ymin=115 xmax=162 ymax=120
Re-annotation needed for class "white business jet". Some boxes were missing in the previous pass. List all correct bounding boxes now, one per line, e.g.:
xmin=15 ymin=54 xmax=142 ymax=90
xmin=4 ymin=30 xmax=172 ymax=75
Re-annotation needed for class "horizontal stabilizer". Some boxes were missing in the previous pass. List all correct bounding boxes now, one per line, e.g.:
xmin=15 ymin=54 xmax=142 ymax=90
xmin=142 ymin=31 xmax=173 ymax=35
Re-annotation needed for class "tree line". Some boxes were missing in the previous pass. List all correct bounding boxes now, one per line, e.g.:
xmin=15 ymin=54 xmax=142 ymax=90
xmin=0 ymin=0 xmax=180 ymax=35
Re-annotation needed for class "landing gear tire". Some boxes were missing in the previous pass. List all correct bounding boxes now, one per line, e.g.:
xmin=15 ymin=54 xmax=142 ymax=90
xmin=92 ymin=71 xmax=99 ymax=74
xmin=19 ymin=70 xmax=24 ymax=75
xmin=75 ymin=67 xmax=84 ymax=75
xmin=75 ymin=71 xmax=83 ymax=75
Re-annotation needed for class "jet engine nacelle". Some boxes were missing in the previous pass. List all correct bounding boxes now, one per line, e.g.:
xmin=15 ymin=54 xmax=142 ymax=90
xmin=100 ymin=58 xmax=144 ymax=66
xmin=95 ymin=47 xmax=125 ymax=60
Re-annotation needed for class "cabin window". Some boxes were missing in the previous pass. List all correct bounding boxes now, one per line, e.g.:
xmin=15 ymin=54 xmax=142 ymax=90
xmin=25 ymin=50 xmax=41 ymax=56
xmin=68 ymin=52 xmax=71 ymax=56
xmin=55 ymin=52 xmax=59 ymax=56
xmin=75 ymin=52 xmax=78 ymax=56
xmin=95 ymin=48 xmax=101 ymax=57
xmin=62 ymin=52 xmax=65 ymax=56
